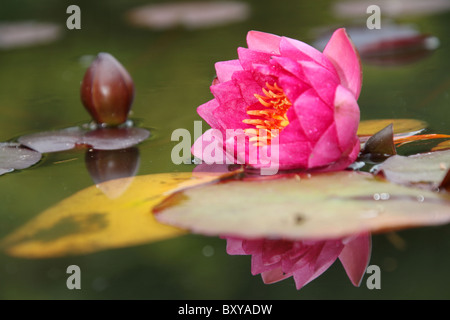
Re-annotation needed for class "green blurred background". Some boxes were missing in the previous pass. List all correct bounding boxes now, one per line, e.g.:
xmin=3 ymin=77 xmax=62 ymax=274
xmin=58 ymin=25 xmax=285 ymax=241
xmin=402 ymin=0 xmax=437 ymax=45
xmin=0 ymin=0 xmax=450 ymax=299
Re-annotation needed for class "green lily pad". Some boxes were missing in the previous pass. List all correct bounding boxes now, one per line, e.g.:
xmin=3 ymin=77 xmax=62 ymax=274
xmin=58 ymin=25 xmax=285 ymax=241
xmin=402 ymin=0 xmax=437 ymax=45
xmin=375 ymin=149 xmax=450 ymax=187
xmin=154 ymin=171 xmax=450 ymax=240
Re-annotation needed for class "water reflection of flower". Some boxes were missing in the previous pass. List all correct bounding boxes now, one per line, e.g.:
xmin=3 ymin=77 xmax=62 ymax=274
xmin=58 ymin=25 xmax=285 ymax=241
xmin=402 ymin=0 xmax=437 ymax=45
xmin=224 ymin=232 xmax=371 ymax=289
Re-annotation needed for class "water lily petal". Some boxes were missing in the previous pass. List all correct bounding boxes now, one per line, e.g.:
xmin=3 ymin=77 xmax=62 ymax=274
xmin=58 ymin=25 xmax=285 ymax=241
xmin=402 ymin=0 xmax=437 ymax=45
xmin=197 ymin=99 xmax=223 ymax=130
xmin=210 ymin=80 xmax=243 ymax=106
xmin=215 ymin=59 xmax=243 ymax=83
xmin=276 ymin=74 xmax=309 ymax=104
xmin=191 ymin=128 xmax=228 ymax=164
xmin=292 ymin=88 xmax=334 ymax=143
xmin=261 ymin=267 xmax=292 ymax=284
xmin=328 ymin=137 xmax=360 ymax=171
xmin=273 ymin=56 xmax=339 ymax=106
xmin=246 ymin=30 xmax=281 ymax=54
xmin=210 ymin=81 xmax=249 ymax=130
xmin=280 ymin=36 xmax=336 ymax=73
xmin=308 ymin=123 xmax=342 ymax=168
xmin=300 ymin=60 xmax=340 ymax=106
xmin=225 ymin=238 xmax=246 ymax=255
xmin=271 ymin=56 xmax=306 ymax=80
xmin=251 ymin=252 xmax=279 ymax=275
xmin=291 ymin=241 xmax=344 ymax=289
xmin=237 ymin=47 xmax=274 ymax=70
xmin=278 ymin=140 xmax=311 ymax=169
xmin=339 ymin=232 xmax=372 ymax=287
xmin=231 ymin=70 xmax=266 ymax=105
xmin=323 ymin=28 xmax=363 ymax=99
xmin=334 ymin=85 xmax=361 ymax=151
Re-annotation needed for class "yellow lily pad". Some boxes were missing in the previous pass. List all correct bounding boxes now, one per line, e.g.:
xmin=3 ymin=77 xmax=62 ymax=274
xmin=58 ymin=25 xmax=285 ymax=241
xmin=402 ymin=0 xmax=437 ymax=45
xmin=1 ymin=171 xmax=237 ymax=258
xmin=358 ymin=119 xmax=427 ymax=140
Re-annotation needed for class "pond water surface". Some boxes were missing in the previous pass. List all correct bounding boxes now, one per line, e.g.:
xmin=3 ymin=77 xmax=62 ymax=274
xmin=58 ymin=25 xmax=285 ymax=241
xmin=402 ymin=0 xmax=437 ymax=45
xmin=0 ymin=0 xmax=450 ymax=299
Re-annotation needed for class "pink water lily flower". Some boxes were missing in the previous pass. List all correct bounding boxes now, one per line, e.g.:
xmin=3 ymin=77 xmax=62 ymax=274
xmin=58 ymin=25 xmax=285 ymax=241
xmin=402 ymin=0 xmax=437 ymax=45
xmin=192 ymin=28 xmax=362 ymax=172
xmin=225 ymin=233 xmax=371 ymax=290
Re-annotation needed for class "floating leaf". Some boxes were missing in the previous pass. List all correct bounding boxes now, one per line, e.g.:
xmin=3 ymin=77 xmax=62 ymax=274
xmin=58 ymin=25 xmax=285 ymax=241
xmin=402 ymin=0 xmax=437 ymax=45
xmin=18 ymin=127 xmax=83 ymax=153
xmin=0 ymin=143 xmax=42 ymax=176
xmin=81 ymin=127 xmax=150 ymax=150
xmin=314 ymin=23 xmax=440 ymax=66
xmin=0 ymin=21 xmax=62 ymax=50
xmin=154 ymin=171 xmax=450 ymax=241
xmin=126 ymin=1 xmax=250 ymax=30
xmin=357 ymin=119 xmax=427 ymax=142
xmin=361 ymin=124 xmax=396 ymax=160
xmin=333 ymin=0 xmax=450 ymax=18
xmin=374 ymin=149 xmax=450 ymax=188
xmin=358 ymin=33 xmax=439 ymax=66
xmin=0 ymin=171 xmax=240 ymax=258
xmin=18 ymin=126 xmax=150 ymax=153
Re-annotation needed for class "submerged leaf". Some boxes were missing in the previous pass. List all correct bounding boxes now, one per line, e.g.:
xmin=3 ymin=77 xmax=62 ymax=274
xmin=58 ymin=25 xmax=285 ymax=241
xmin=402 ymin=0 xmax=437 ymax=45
xmin=0 ymin=143 xmax=42 ymax=175
xmin=154 ymin=171 xmax=450 ymax=240
xmin=375 ymin=149 xmax=450 ymax=188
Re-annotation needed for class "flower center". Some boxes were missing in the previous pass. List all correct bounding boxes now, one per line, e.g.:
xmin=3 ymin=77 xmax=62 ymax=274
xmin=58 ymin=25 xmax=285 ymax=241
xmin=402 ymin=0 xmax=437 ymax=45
xmin=243 ymin=83 xmax=292 ymax=146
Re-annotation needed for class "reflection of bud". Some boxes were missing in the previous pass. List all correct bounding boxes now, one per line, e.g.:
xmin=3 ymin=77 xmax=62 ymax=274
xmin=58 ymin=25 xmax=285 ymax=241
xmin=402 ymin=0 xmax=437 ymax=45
xmin=85 ymin=147 xmax=140 ymax=199
xmin=80 ymin=53 xmax=135 ymax=126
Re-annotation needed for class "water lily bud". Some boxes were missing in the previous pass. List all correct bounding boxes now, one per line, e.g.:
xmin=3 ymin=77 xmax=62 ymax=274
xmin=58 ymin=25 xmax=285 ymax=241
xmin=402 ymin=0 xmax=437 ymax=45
xmin=80 ymin=52 xmax=135 ymax=126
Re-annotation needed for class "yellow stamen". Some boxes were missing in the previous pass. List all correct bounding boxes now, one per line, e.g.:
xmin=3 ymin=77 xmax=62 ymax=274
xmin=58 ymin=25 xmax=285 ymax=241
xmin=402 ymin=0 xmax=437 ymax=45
xmin=243 ymin=82 xmax=292 ymax=145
